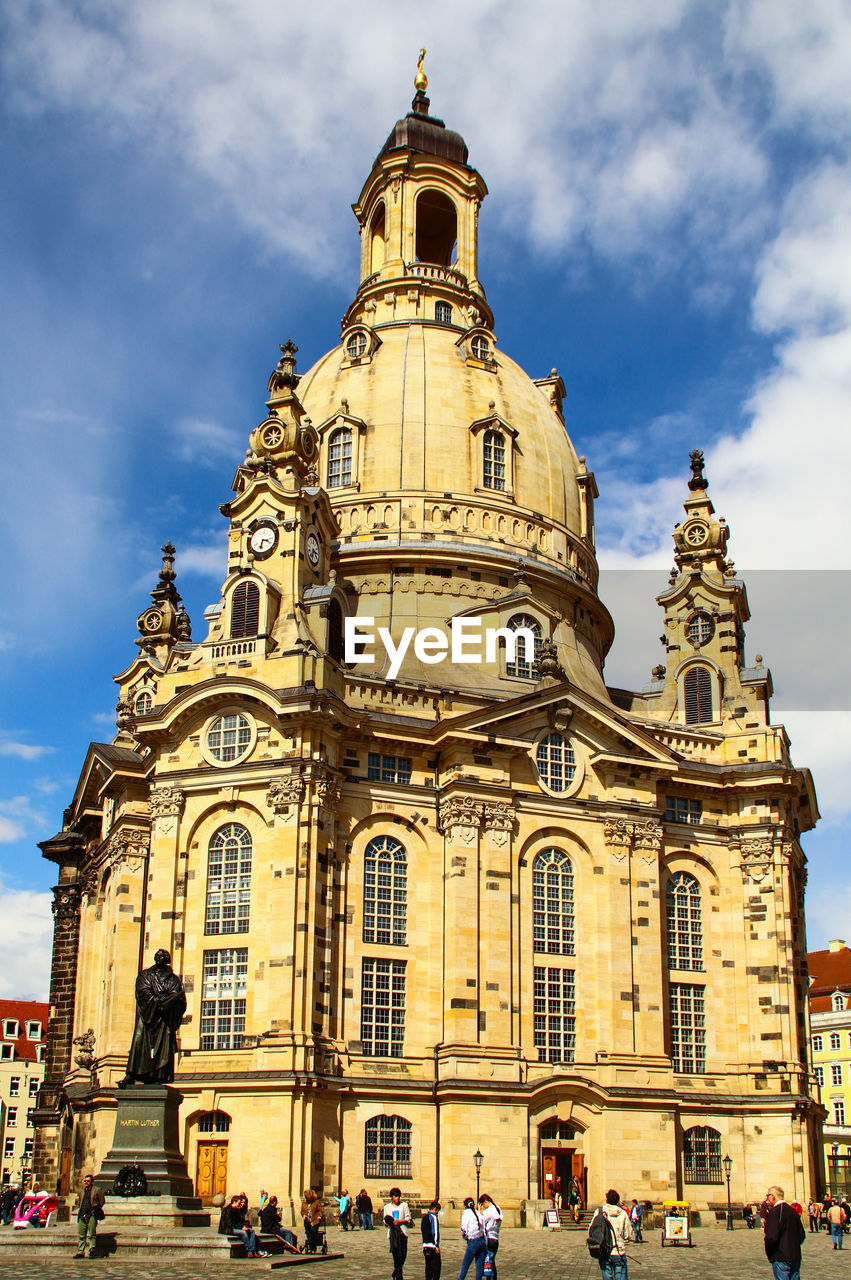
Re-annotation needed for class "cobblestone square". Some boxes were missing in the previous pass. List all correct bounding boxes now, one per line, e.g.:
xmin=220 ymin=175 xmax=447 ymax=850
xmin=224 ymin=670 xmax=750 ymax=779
xmin=1 ymin=1226 xmax=846 ymax=1280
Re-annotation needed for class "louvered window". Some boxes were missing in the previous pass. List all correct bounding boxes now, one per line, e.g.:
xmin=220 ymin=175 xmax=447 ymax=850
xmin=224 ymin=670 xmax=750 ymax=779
xmin=683 ymin=665 xmax=713 ymax=724
xmin=231 ymin=582 xmax=260 ymax=638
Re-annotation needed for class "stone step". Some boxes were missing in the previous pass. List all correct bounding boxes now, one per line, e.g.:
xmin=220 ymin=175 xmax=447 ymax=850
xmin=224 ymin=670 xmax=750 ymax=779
xmin=0 ymin=1226 xmax=344 ymax=1262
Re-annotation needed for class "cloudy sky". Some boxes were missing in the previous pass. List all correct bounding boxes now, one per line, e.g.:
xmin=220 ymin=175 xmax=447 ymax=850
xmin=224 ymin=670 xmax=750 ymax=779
xmin=1 ymin=0 xmax=849 ymax=1000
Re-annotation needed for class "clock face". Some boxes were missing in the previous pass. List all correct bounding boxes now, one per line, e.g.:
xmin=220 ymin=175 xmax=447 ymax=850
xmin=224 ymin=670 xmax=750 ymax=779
xmin=249 ymin=524 xmax=278 ymax=558
xmin=306 ymin=532 xmax=321 ymax=567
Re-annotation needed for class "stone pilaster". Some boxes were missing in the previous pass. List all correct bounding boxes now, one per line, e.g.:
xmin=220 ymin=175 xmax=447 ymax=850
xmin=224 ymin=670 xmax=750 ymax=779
xmin=31 ymin=830 xmax=85 ymax=1192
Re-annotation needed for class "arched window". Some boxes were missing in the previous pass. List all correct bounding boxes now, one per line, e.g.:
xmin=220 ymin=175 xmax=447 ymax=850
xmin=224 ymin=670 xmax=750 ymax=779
xmin=471 ymin=335 xmax=490 ymax=361
xmin=370 ymin=202 xmax=386 ymax=274
xmin=327 ymin=598 xmax=344 ymax=663
xmin=231 ymin=582 xmax=260 ymax=639
xmin=535 ymin=733 xmax=576 ymax=793
xmin=345 ymin=333 xmax=367 ymax=360
xmin=683 ymin=665 xmax=714 ymax=724
xmin=134 ymin=691 xmax=152 ymax=716
xmin=364 ymin=1115 xmax=412 ymax=1178
xmin=667 ymin=872 xmax=703 ymax=970
xmin=532 ymin=849 xmax=575 ymax=955
xmin=506 ymin=613 xmax=542 ymax=678
xmin=328 ymin=426 xmax=353 ymax=487
xmin=483 ymin=429 xmax=506 ymax=490
xmin=435 ymin=301 xmax=452 ymax=324
xmin=682 ymin=1126 xmax=722 ymax=1183
xmin=415 ymin=190 xmax=457 ymax=266
xmin=363 ymin=835 xmax=407 ymax=946
xmin=205 ymin=823 xmax=252 ymax=935
xmin=197 ymin=1111 xmax=231 ymax=1133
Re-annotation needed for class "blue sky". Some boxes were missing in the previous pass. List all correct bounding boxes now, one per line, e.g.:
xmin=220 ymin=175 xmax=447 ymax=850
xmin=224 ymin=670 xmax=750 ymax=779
xmin=1 ymin=1 xmax=850 ymax=1000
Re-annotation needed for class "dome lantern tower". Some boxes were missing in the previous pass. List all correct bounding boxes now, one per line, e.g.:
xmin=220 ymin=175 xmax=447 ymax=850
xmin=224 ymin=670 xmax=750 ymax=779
xmin=344 ymin=52 xmax=492 ymax=334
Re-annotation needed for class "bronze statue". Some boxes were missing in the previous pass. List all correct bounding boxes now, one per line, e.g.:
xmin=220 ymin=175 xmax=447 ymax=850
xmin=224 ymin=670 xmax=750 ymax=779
xmin=118 ymin=949 xmax=186 ymax=1087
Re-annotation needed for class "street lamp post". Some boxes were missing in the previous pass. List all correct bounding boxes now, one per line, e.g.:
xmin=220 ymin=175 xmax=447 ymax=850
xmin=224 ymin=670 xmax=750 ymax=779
xmin=723 ymin=1154 xmax=733 ymax=1231
xmin=474 ymin=1149 xmax=484 ymax=1202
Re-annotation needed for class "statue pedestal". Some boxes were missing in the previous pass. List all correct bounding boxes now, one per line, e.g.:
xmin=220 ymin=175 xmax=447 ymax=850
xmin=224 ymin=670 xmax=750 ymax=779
xmin=95 ymin=1086 xmax=194 ymax=1199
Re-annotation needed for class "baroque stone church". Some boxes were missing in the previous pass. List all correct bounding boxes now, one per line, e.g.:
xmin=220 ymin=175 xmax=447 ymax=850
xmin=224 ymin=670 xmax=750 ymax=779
xmin=33 ymin=67 xmax=822 ymax=1220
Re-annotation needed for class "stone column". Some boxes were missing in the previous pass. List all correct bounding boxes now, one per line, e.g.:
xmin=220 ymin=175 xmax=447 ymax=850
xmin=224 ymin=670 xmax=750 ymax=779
xmin=439 ymin=795 xmax=484 ymax=1046
xmin=31 ymin=831 xmax=85 ymax=1192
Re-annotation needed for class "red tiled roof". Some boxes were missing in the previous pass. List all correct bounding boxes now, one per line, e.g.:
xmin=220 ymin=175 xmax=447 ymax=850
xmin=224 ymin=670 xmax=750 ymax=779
xmin=807 ymin=947 xmax=851 ymax=996
xmin=0 ymin=999 xmax=49 ymax=1063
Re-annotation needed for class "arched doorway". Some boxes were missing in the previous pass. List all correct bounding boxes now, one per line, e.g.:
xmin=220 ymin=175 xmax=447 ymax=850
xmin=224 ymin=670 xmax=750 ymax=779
xmin=194 ymin=1111 xmax=231 ymax=1201
xmin=539 ymin=1119 xmax=586 ymax=1210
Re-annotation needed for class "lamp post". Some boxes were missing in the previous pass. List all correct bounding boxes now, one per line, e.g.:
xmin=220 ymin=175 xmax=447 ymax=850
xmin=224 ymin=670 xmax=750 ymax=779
xmin=474 ymin=1149 xmax=484 ymax=1202
xmin=723 ymin=1154 xmax=733 ymax=1231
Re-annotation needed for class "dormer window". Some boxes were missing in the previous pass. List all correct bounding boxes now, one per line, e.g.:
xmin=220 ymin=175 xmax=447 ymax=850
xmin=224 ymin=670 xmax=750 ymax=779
xmin=435 ymin=301 xmax=452 ymax=324
xmin=26 ymin=1022 xmax=41 ymax=1041
xmin=483 ymin=429 xmax=506 ymax=491
xmin=134 ymin=692 xmax=153 ymax=716
xmin=833 ymin=992 xmax=847 ymax=1012
xmin=471 ymin=335 xmax=490 ymax=361
xmin=346 ymin=332 xmax=367 ymax=360
xmin=3 ymin=1020 xmax=18 ymax=1040
xmin=231 ymin=582 xmax=260 ymax=639
xmin=506 ymin=614 xmax=542 ymax=679
xmin=328 ymin=427 xmax=353 ymax=488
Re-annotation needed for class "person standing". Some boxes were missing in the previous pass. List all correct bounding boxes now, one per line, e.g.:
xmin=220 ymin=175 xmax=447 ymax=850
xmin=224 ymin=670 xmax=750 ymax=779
xmin=587 ymin=1189 xmax=633 ymax=1280
xmin=73 ymin=1174 xmax=105 ymax=1259
xmin=332 ymin=1189 xmax=351 ymax=1231
xmin=383 ymin=1187 xmax=412 ymax=1280
xmin=827 ymin=1199 xmax=846 ymax=1249
xmin=0 ymin=1185 xmax=16 ymax=1226
xmin=422 ymin=1199 xmax=442 ymax=1280
xmin=478 ymin=1195 xmax=503 ymax=1280
xmin=456 ymin=1197 xmax=487 ymax=1280
xmin=764 ymin=1185 xmax=806 ymax=1279
xmin=357 ymin=1188 xmax=374 ymax=1230
xmin=629 ymin=1200 xmax=643 ymax=1243
xmin=807 ymin=1201 xmax=818 ymax=1233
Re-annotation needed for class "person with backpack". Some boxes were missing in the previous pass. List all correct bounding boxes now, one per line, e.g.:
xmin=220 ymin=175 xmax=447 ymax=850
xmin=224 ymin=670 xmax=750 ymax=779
xmin=478 ymin=1194 xmax=503 ymax=1280
xmin=456 ymin=1196 xmax=487 ymax=1280
xmin=764 ymin=1185 xmax=806 ymax=1278
xmin=587 ymin=1188 xmax=633 ymax=1280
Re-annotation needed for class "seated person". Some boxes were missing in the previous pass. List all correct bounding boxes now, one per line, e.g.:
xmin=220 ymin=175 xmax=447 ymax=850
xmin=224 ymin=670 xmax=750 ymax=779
xmin=260 ymin=1195 xmax=299 ymax=1249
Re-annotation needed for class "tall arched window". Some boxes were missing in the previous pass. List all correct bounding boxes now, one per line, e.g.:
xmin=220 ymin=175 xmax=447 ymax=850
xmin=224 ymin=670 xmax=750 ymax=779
xmin=682 ymin=1125 xmax=722 ymax=1183
xmin=231 ymin=582 xmax=260 ymax=639
xmin=363 ymin=835 xmax=407 ymax=946
xmin=370 ymin=202 xmax=386 ymax=274
xmin=364 ymin=1115 xmax=412 ymax=1178
xmin=205 ymin=823 xmax=252 ymax=935
xmin=328 ymin=426 xmax=353 ymax=488
xmin=532 ymin=849 xmax=575 ymax=955
xmin=683 ymin=665 xmax=714 ymax=724
xmin=327 ymin=598 xmax=344 ymax=663
xmin=506 ymin=613 xmax=542 ymax=678
xmin=415 ymin=190 xmax=457 ymax=266
xmin=667 ymin=872 xmax=703 ymax=970
xmin=483 ymin=429 xmax=506 ymax=490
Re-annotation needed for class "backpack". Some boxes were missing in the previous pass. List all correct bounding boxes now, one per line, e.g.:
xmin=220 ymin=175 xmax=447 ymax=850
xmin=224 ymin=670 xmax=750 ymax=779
xmin=587 ymin=1207 xmax=616 ymax=1261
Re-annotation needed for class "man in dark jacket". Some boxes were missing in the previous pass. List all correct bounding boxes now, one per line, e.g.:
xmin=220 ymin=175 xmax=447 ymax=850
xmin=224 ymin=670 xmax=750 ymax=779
xmin=73 ymin=1175 xmax=105 ymax=1259
xmin=764 ymin=1185 xmax=806 ymax=1280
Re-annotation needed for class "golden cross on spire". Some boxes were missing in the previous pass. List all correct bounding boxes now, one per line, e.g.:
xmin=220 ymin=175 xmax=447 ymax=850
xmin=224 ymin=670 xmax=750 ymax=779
xmin=415 ymin=48 xmax=428 ymax=92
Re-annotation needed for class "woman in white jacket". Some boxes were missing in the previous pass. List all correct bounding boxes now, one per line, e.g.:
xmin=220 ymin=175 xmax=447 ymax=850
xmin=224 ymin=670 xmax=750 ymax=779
xmin=478 ymin=1195 xmax=503 ymax=1280
xmin=456 ymin=1197 xmax=487 ymax=1280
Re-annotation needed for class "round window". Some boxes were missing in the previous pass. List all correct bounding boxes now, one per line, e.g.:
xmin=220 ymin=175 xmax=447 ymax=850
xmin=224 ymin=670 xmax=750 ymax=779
xmin=535 ymin=732 xmax=576 ymax=793
xmin=204 ymin=712 xmax=255 ymax=765
xmin=686 ymin=612 xmax=714 ymax=647
xmin=346 ymin=332 xmax=367 ymax=359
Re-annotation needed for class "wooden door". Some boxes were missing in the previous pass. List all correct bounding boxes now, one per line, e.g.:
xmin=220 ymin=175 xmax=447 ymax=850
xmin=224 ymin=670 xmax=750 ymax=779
xmin=59 ymin=1147 xmax=72 ymax=1196
xmin=542 ymin=1151 xmax=556 ymax=1198
xmin=572 ymin=1153 xmax=587 ymax=1204
xmin=197 ymin=1141 xmax=229 ymax=1200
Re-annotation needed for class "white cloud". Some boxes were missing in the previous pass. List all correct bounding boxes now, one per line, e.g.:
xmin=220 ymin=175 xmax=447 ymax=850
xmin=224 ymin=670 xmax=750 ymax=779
xmin=178 ymin=537 xmax=228 ymax=579
xmin=0 ymin=879 xmax=53 ymax=1001
xmin=172 ymin=417 xmax=242 ymax=467
xmin=0 ymin=796 xmax=50 ymax=843
xmin=0 ymin=741 xmax=55 ymax=761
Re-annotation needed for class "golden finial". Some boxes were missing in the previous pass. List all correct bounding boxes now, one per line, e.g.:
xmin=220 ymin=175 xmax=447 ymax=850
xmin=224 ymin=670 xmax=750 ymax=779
xmin=415 ymin=48 xmax=428 ymax=93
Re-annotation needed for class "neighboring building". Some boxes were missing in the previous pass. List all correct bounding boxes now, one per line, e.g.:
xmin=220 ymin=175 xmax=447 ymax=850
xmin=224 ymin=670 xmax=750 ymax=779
xmin=0 ymin=1000 xmax=48 ymax=1189
xmin=808 ymin=939 xmax=851 ymax=1196
xmin=33 ymin=69 xmax=822 ymax=1216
